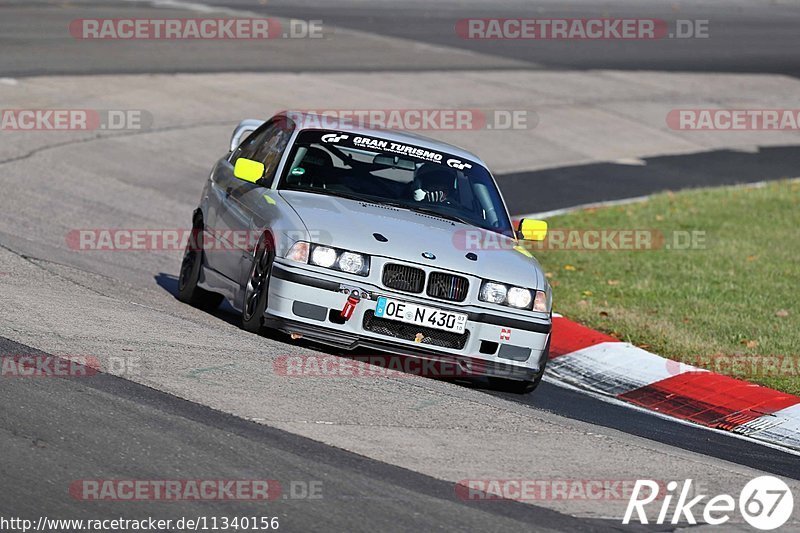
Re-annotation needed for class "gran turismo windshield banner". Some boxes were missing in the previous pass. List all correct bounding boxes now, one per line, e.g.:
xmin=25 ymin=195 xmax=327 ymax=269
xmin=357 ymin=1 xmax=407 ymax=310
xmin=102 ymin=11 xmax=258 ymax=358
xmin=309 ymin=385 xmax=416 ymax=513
xmin=313 ymin=130 xmax=478 ymax=171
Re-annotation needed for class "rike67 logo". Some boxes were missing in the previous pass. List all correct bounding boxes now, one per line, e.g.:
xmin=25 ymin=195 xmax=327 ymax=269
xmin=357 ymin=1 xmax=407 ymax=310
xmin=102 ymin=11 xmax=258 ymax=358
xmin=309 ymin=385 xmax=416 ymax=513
xmin=624 ymin=476 xmax=794 ymax=530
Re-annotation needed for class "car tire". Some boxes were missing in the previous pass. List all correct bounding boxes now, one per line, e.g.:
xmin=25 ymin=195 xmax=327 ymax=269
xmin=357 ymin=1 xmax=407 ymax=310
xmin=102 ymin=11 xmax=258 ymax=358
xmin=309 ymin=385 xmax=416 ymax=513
xmin=241 ymin=233 xmax=274 ymax=333
xmin=178 ymin=220 xmax=224 ymax=310
xmin=488 ymin=337 xmax=550 ymax=394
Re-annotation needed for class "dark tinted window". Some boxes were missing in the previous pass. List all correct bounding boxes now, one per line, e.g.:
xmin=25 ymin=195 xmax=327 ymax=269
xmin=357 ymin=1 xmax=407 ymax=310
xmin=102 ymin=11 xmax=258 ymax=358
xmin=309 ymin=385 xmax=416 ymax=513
xmin=234 ymin=119 xmax=294 ymax=182
xmin=278 ymin=129 xmax=513 ymax=236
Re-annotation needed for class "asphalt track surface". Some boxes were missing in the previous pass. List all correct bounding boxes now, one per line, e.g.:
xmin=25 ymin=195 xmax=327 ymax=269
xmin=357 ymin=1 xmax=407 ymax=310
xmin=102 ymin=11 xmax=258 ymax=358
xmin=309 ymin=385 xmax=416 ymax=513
xmin=2 ymin=1 xmax=800 ymax=531
xmin=4 ymin=0 xmax=800 ymax=76
xmin=0 ymin=336 xmax=626 ymax=532
xmin=211 ymin=0 xmax=800 ymax=77
xmin=3 ymin=331 xmax=798 ymax=530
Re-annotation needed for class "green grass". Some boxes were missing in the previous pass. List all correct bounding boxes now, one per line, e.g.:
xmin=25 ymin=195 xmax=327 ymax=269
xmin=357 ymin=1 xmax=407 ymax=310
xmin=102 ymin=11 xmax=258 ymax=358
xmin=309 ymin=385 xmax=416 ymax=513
xmin=532 ymin=180 xmax=800 ymax=395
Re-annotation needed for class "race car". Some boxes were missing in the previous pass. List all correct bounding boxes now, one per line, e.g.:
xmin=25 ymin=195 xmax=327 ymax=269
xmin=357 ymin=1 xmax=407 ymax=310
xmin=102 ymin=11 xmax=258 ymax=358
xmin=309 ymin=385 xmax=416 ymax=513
xmin=178 ymin=112 xmax=552 ymax=393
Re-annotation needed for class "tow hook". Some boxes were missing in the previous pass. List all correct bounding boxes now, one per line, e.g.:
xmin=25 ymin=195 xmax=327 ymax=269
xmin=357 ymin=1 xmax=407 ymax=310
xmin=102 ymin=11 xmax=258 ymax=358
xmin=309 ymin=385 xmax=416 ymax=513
xmin=340 ymin=290 xmax=361 ymax=321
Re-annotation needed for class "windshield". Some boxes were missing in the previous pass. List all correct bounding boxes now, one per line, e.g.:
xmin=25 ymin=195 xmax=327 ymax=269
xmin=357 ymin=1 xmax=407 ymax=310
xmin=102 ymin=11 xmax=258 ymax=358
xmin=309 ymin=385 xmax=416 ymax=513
xmin=277 ymin=129 xmax=514 ymax=237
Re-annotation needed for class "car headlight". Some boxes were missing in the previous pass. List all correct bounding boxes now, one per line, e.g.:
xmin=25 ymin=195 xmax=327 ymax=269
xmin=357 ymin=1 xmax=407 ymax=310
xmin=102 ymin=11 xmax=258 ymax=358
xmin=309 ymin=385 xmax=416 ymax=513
xmin=311 ymin=246 xmax=337 ymax=268
xmin=286 ymin=242 xmax=369 ymax=276
xmin=507 ymin=287 xmax=533 ymax=309
xmin=479 ymin=282 xmax=508 ymax=304
xmin=338 ymin=251 xmax=367 ymax=275
xmin=480 ymin=281 xmax=548 ymax=312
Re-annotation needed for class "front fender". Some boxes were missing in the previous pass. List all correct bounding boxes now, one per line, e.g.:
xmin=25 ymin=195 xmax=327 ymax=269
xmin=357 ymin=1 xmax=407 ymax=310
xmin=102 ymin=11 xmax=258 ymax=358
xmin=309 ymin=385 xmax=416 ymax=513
xmin=247 ymin=189 xmax=311 ymax=260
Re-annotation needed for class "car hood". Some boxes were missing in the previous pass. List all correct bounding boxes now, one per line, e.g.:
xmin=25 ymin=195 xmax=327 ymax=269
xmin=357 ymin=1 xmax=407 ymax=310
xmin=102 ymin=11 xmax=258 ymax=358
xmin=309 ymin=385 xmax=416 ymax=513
xmin=279 ymin=190 xmax=545 ymax=290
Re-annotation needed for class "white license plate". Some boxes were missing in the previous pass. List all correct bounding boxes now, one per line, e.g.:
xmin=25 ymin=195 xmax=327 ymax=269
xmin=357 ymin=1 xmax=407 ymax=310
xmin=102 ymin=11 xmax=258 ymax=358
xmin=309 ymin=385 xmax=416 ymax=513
xmin=374 ymin=297 xmax=467 ymax=334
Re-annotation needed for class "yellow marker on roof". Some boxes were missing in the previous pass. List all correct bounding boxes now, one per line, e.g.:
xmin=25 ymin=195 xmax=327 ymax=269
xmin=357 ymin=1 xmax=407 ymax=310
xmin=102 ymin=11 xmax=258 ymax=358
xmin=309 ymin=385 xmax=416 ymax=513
xmin=263 ymin=193 xmax=276 ymax=205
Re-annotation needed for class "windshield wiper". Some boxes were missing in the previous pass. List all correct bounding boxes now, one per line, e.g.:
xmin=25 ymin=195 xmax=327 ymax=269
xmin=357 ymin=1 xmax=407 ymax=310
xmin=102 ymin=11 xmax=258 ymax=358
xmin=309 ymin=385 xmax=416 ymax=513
xmin=290 ymin=188 xmax=381 ymax=204
xmin=361 ymin=199 xmax=471 ymax=225
xmin=326 ymin=190 xmax=381 ymax=203
xmin=399 ymin=204 xmax=471 ymax=225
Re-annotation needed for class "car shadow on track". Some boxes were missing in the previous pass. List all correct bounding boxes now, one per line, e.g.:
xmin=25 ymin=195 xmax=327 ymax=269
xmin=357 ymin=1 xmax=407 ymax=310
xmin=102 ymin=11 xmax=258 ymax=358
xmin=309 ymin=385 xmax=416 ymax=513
xmin=154 ymin=271 xmax=238 ymax=326
xmin=155 ymin=271 xmax=290 ymax=341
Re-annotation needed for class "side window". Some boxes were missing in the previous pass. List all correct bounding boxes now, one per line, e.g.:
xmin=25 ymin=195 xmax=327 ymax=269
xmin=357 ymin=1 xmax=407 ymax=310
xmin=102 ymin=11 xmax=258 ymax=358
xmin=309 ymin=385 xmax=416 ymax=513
xmin=253 ymin=127 xmax=292 ymax=182
xmin=234 ymin=124 xmax=274 ymax=161
xmin=232 ymin=118 xmax=294 ymax=182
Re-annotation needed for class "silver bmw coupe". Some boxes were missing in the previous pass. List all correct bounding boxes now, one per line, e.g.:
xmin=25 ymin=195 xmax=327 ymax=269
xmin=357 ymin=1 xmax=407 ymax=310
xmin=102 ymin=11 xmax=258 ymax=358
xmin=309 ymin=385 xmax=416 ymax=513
xmin=179 ymin=112 xmax=552 ymax=393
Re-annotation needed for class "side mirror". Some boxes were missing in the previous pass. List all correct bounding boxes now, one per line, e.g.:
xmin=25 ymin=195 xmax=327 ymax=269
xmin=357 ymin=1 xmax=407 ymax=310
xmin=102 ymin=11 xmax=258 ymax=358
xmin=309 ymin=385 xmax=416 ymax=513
xmin=233 ymin=158 xmax=265 ymax=184
xmin=518 ymin=218 xmax=548 ymax=241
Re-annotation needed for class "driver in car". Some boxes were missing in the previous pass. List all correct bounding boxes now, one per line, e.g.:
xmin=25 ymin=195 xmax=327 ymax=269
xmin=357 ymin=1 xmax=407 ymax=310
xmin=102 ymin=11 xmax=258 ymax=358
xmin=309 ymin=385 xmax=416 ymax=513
xmin=412 ymin=162 xmax=457 ymax=203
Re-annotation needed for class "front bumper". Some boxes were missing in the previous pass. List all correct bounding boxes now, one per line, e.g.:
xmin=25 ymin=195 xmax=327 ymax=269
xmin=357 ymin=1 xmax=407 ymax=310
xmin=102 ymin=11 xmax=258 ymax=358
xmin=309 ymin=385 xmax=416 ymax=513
xmin=265 ymin=261 xmax=551 ymax=381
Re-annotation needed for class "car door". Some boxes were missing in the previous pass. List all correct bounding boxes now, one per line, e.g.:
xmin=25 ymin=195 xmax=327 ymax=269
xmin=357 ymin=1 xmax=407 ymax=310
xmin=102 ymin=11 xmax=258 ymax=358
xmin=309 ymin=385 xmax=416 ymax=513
xmin=206 ymin=119 xmax=294 ymax=281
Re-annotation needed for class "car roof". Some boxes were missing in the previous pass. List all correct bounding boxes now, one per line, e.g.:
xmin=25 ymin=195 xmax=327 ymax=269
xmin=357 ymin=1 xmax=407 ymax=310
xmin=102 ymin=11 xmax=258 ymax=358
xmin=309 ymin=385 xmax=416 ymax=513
xmin=277 ymin=111 xmax=489 ymax=168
